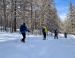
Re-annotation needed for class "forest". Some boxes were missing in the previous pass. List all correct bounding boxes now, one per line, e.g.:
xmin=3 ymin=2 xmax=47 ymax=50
xmin=0 ymin=0 xmax=75 ymax=34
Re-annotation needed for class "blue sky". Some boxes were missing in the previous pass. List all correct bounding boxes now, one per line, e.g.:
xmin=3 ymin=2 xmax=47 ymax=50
xmin=54 ymin=0 xmax=75 ymax=21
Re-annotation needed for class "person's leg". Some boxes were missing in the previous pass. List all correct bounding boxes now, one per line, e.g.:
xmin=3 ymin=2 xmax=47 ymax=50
xmin=43 ymin=33 xmax=46 ymax=40
xmin=57 ymin=35 xmax=58 ymax=39
xmin=54 ymin=35 xmax=56 ymax=39
xmin=56 ymin=34 xmax=58 ymax=39
xmin=65 ymin=34 xmax=67 ymax=38
xmin=21 ymin=33 xmax=25 ymax=42
xmin=24 ymin=33 xmax=26 ymax=42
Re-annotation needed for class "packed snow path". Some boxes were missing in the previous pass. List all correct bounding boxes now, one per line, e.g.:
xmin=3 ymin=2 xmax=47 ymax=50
xmin=0 ymin=32 xmax=75 ymax=58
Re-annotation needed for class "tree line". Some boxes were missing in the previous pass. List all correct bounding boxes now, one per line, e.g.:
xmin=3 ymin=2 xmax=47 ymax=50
xmin=0 ymin=0 xmax=60 ymax=33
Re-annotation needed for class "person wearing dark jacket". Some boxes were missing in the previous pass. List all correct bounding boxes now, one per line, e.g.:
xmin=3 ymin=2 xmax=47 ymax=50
xmin=20 ymin=23 xmax=30 ymax=42
xmin=54 ymin=29 xmax=58 ymax=39
xmin=42 ymin=27 xmax=46 ymax=40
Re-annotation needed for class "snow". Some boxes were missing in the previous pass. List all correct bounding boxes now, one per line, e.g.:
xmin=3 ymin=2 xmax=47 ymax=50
xmin=0 ymin=32 xmax=75 ymax=58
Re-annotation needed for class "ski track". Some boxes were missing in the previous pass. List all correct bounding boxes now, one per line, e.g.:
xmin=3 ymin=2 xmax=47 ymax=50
xmin=0 ymin=32 xmax=75 ymax=58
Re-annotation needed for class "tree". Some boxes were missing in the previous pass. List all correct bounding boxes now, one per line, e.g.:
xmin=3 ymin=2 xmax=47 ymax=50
xmin=3 ymin=0 xmax=7 ymax=31
xmin=40 ymin=0 xmax=60 ymax=32
xmin=65 ymin=0 xmax=75 ymax=34
xmin=0 ymin=0 xmax=60 ymax=33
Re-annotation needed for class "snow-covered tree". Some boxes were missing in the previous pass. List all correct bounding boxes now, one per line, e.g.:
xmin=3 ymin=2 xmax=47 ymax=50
xmin=0 ymin=0 xmax=60 ymax=33
xmin=65 ymin=1 xmax=75 ymax=34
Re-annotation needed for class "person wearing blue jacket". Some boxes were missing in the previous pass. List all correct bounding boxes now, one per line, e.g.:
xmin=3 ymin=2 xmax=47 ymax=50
xmin=20 ymin=23 xmax=30 ymax=42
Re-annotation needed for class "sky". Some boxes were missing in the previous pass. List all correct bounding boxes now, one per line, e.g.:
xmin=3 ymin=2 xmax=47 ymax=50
xmin=55 ymin=0 xmax=75 ymax=21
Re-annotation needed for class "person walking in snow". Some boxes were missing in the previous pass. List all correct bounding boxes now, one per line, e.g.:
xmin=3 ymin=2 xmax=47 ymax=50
xmin=42 ymin=27 xmax=47 ymax=40
xmin=54 ymin=29 xmax=58 ymax=39
xmin=20 ymin=23 xmax=30 ymax=43
xmin=64 ymin=32 xmax=67 ymax=38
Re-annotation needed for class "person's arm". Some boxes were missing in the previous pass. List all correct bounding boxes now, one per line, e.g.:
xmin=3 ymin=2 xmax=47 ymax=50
xmin=25 ymin=26 xmax=30 ymax=32
xmin=27 ymin=29 xmax=30 ymax=32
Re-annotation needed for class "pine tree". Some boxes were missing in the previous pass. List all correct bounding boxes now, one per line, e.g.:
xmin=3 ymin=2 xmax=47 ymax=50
xmin=66 ymin=0 xmax=75 ymax=34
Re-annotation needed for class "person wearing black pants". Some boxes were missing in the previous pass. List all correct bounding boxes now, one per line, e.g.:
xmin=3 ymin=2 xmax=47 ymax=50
xmin=42 ymin=27 xmax=46 ymax=40
xmin=64 ymin=32 xmax=67 ymax=38
xmin=21 ymin=33 xmax=26 ymax=42
xmin=54 ymin=29 xmax=58 ymax=39
xmin=20 ymin=23 xmax=30 ymax=43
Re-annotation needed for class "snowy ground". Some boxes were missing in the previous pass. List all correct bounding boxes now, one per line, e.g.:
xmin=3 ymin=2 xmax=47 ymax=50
xmin=0 ymin=32 xmax=75 ymax=58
